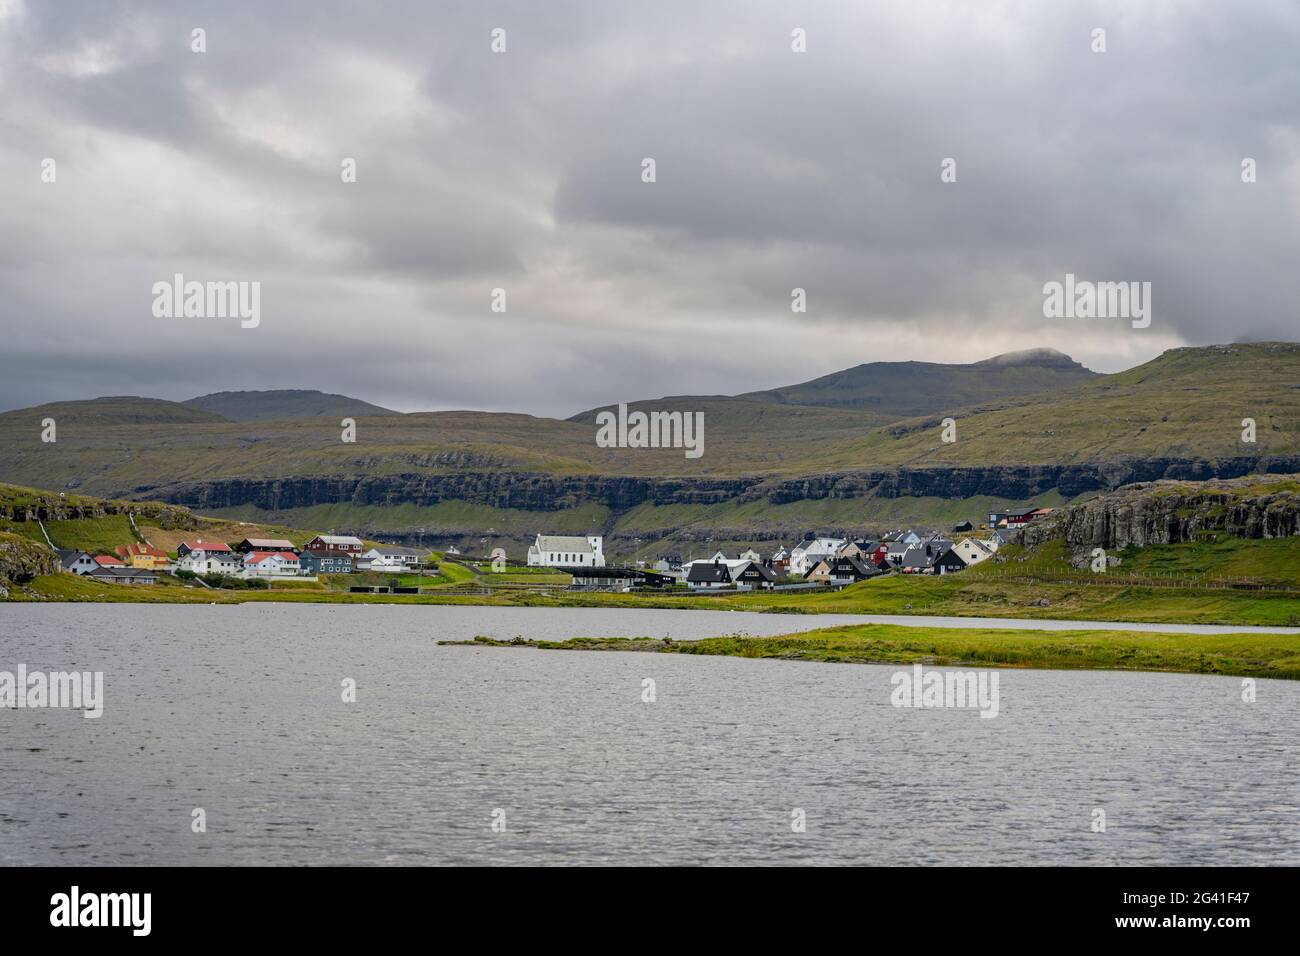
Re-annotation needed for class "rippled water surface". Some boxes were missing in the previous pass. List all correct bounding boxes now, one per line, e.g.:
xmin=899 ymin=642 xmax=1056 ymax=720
xmin=2 ymin=603 xmax=1296 ymax=865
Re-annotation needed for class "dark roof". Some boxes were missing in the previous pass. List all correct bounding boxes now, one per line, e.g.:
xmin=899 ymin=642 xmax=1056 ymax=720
xmin=900 ymin=549 xmax=937 ymax=569
xmin=935 ymin=547 xmax=968 ymax=565
xmin=831 ymin=556 xmax=876 ymax=578
xmin=735 ymin=561 xmax=777 ymax=582
xmin=687 ymin=563 xmax=731 ymax=583
xmin=59 ymin=550 xmax=93 ymax=568
xmin=88 ymin=567 xmax=155 ymax=580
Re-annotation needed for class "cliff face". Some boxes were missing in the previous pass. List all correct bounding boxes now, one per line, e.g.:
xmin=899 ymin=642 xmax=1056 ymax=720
xmin=0 ymin=532 xmax=59 ymax=596
xmin=137 ymin=473 xmax=766 ymax=512
xmin=136 ymin=455 xmax=1300 ymax=514
xmin=0 ymin=495 xmax=197 ymax=529
xmin=1015 ymin=476 xmax=1300 ymax=550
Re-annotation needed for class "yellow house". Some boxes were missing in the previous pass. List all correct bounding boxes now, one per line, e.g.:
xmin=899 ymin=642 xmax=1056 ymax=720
xmin=116 ymin=543 xmax=170 ymax=570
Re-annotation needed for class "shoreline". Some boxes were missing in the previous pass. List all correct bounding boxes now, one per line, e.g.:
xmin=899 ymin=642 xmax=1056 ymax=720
xmin=440 ymin=622 xmax=1300 ymax=681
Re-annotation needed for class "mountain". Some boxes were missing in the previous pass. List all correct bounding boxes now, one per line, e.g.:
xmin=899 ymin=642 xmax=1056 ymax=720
xmin=183 ymin=389 xmax=398 ymax=421
xmin=737 ymin=347 xmax=1098 ymax=416
xmin=0 ymin=343 xmax=1295 ymax=554
xmin=0 ymin=396 xmax=228 ymax=426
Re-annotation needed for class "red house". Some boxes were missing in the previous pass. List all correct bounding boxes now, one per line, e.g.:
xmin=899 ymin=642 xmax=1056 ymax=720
xmin=304 ymin=534 xmax=364 ymax=555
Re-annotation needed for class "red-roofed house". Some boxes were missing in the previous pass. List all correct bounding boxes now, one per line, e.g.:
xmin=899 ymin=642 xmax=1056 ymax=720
xmin=242 ymin=551 xmax=301 ymax=577
xmin=94 ymin=554 xmax=126 ymax=567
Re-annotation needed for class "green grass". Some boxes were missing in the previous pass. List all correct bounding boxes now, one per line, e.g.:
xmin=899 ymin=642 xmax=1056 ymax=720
xmin=12 ymin=564 xmax=1300 ymax=628
xmin=42 ymin=515 xmax=139 ymax=553
xmin=445 ymin=623 xmax=1300 ymax=680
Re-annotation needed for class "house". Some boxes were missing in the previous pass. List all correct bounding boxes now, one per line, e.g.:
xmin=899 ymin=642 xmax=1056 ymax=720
xmin=87 ymin=566 xmax=156 ymax=585
xmin=805 ymin=559 xmax=833 ymax=584
xmin=884 ymin=542 xmax=913 ymax=566
xmin=94 ymin=554 xmax=126 ymax=568
xmin=568 ymin=567 xmax=674 ymax=590
xmin=357 ymin=546 xmax=428 ymax=570
xmin=58 ymin=550 xmax=98 ymax=575
xmin=988 ymin=508 xmax=1053 ymax=530
xmin=789 ymin=537 xmax=847 ymax=575
xmin=738 ymin=547 xmax=761 ymax=564
xmin=951 ymin=538 xmax=994 ymax=568
xmin=900 ymin=548 xmax=938 ymax=574
xmin=176 ymin=540 xmax=240 ymax=575
xmin=234 ymin=537 xmax=297 ymax=554
xmin=686 ymin=561 xmax=733 ymax=589
xmin=828 ymin=555 xmax=878 ymax=584
xmin=115 ymin=543 xmax=169 ymax=569
xmin=298 ymin=550 xmax=354 ymax=574
xmin=919 ymin=534 xmax=955 ymax=555
xmin=769 ymin=546 xmax=790 ymax=574
xmin=932 ymin=547 xmax=969 ymax=575
xmin=526 ymin=534 xmax=605 ymax=568
xmin=837 ymin=540 xmax=878 ymax=560
xmin=952 ymin=521 xmax=974 ymax=533
xmin=242 ymin=551 xmax=302 ymax=577
xmin=733 ymin=561 xmax=777 ymax=590
xmin=304 ymin=534 xmax=364 ymax=555
xmin=176 ymin=538 xmax=233 ymax=558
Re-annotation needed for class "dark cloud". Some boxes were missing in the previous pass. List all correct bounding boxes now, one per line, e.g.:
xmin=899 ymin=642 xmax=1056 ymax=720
xmin=1 ymin=0 xmax=1298 ymax=417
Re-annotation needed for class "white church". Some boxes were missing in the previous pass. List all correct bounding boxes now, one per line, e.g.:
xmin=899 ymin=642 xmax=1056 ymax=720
xmin=527 ymin=534 xmax=606 ymax=568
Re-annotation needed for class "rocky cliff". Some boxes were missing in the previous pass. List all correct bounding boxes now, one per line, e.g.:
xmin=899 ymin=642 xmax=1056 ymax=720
xmin=0 ymin=488 xmax=198 ymax=529
xmin=1014 ymin=475 xmax=1300 ymax=550
xmin=0 ymin=532 xmax=59 ymax=597
xmin=136 ymin=455 xmax=1300 ymax=514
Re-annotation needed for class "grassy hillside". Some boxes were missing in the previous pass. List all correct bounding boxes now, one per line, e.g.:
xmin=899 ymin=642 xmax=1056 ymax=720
xmin=0 ymin=344 xmax=1295 ymax=546
xmin=821 ymin=342 xmax=1300 ymax=468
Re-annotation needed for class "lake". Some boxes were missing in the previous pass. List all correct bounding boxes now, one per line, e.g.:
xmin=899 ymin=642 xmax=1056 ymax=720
xmin=2 ymin=603 xmax=1296 ymax=865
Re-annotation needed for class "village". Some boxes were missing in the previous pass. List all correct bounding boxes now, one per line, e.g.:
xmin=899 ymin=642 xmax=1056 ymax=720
xmin=53 ymin=506 xmax=1054 ymax=594
xmin=56 ymin=534 xmax=433 ymax=587
xmin=524 ymin=505 xmax=1055 ymax=593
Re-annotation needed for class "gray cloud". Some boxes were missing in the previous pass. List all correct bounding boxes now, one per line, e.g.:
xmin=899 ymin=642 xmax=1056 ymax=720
xmin=1 ymin=0 xmax=1298 ymax=417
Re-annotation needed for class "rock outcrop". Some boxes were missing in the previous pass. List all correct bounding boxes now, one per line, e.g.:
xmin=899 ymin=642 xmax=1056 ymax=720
xmin=1014 ymin=476 xmax=1300 ymax=551
xmin=0 ymin=491 xmax=197 ymax=529
xmin=0 ymin=532 xmax=60 ymax=597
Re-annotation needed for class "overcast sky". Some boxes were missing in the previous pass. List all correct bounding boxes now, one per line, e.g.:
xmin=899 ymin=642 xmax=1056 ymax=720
xmin=2 ymin=0 xmax=1297 ymax=417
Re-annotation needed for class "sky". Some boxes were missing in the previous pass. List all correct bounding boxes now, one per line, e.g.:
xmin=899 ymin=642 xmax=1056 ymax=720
xmin=2 ymin=0 xmax=1298 ymax=417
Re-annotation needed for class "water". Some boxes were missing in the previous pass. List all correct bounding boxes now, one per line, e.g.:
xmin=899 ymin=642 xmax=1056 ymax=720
xmin=2 ymin=603 xmax=1296 ymax=865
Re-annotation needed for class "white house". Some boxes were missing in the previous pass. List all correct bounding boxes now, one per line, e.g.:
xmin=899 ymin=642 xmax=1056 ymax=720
xmin=178 ymin=547 xmax=241 ymax=576
xmin=357 ymin=546 xmax=426 ymax=570
xmin=951 ymin=538 xmax=994 ymax=568
xmin=241 ymin=551 xmax=302 ymax=577
xmin=527 ymin=534 xmax=605 ymax=567
xmin=789 ymin=537 xmax=846 ymax=576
